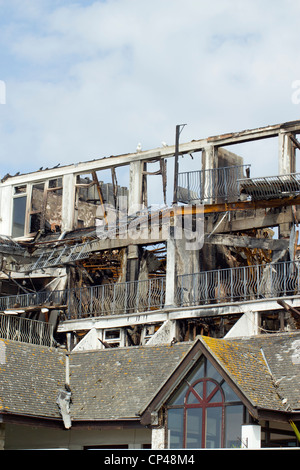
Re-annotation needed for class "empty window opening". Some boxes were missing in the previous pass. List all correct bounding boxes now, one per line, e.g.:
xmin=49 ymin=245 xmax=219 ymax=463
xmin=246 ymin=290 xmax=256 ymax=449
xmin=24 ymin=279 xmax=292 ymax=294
xmin=74 ymin=169 xmax=128 ymax=229
xmin=28 ymin=179 xmax=63 ymax=235
xmin=12 ymin=185 xmax=27 ymax=238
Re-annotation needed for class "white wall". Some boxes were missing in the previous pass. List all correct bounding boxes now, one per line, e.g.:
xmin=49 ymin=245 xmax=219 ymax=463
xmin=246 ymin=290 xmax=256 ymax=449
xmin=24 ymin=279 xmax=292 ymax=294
xmin=0 ymin=186 xmax=13 ymax=236
xmin=4 ymin=423 xmax=151 ymax=450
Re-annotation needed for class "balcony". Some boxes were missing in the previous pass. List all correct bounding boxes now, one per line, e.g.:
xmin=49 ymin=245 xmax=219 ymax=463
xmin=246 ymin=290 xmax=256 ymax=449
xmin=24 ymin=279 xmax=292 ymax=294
xmin=176 ymin=260 xmax=300 ymax=306
xmin=0 ymin=277 xmax=166 ymax=320
xmin=177 ymin=164 xmax=250 ymax=204
xmin=0 ymin=260 xmax=299 ymax=320
xmin=0 ymin=313 xmax=55 ymax=347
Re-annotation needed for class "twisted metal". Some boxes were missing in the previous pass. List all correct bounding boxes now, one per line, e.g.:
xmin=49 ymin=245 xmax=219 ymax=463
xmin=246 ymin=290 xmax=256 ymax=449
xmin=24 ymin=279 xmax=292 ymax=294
xmin=238 ymin=173 xmax=300 ymax=200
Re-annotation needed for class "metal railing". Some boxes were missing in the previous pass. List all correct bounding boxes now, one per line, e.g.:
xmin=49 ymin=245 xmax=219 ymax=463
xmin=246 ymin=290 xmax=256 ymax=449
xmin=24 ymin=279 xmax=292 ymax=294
xmin=67 ymin=277 xmax=166 ymax=318
xmin=0 ymin=289 xmax=68 ymax=311
xmin=2 ymin=259 xmax=298 ymax=320
xmin=177 ymin=164 xmax=250 ymax=203
xmin=0 ymin=277 xmax=166 ymax=319
xmin=176 ymin=260 xmax=300 ymax=306
xmin=238 ymin=173 xmax=300 ymax=200
xmin=0 ymin=313 xmax=55 ymax=347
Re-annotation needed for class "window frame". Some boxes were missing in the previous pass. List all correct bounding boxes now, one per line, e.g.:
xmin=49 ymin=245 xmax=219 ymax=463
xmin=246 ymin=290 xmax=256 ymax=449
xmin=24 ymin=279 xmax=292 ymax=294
xmin=166 ymin=356 xmax=244 ymax=449
xmin=12 ymin=178 xmax=63 ymax=238
xmin=184 ymin=377 xmax=225 ymax=448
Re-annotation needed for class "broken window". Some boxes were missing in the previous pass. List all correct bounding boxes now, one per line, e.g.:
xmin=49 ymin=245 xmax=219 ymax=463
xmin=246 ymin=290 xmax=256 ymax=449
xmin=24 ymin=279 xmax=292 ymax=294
xmin=103 ymin=329 xmax=122 ymax=348
xmin=74 ymin=168 xmax=129 ymax=229
xmin=12 ymin=185 xmax=27 ymax=238
xmin=142 ymin=159 xmax=168 ymax=206
xmin=11 ymin=179 xmax=64 ymax=237
xmin=45 ymin=178 xmax=63 ymax=232
xmin=28 ymin=179 xmax=63 ymax=235
xmin=29 ymin=182 xmax=45 ymax=234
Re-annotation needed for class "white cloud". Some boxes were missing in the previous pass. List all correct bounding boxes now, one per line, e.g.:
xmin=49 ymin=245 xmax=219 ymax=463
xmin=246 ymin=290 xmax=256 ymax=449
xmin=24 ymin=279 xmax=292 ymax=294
xmin=0 ymin=0 xmax=300 ymax=180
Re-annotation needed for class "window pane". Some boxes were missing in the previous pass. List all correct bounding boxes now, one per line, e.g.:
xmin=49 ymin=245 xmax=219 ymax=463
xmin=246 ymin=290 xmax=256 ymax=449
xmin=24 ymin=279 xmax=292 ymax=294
xmin=169 ymin=382 xmax=189 ymax=405
xmin=31 ymin=183 xmax=45 ymax=211
xmin=186 ymin=357 xmax=205 ymax=384
xmin=206 ymin=407 xmax=222 ymax=448
xmin=206 ymin=382 xmax=223 ymax=403
xmin=168 ymin=408 xmax=184 ymax=449
xmin=49 ymin=178 xmax=62 ymax=188
xmin=45 ymin=188 xmax=63 ymax=231
xmin=14 ymin=185 xmax=26 ymax=195
xmin=206 ymin=361 xmax=223 ymax=383
xmin=222 ymin=381 xmax=240 ymax=402
xmin=225 ymin=405 xmax=243 ymax=449
xmin=12 ymin=196 xmax=27 ymax=238
xmin=186 ymin=408 xmax=202 ymax=448
xmin=187 ymin=382 xmax=203 ymax=404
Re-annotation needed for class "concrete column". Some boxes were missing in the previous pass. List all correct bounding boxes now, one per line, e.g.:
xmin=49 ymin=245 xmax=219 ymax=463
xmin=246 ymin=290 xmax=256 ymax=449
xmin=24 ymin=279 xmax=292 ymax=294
xmin=0 ymin=186 xmax=13 ymax=236
xmin=202 ymin=144 xmax=218 ymax=171
xmin=0 ymin=423 xmax=5 ymax=450
xmin=128 ymin=161 xmax=144 ymax=216
xmin=202 ymin=145 xmax=218 ymax=204
xmin=61 ymin=173 xmax=75 ymax=232
xmin=278 ymin=131 xmax=295 ymax=237
xmin=241 ymin=424 xmax=261 ymax=449
xmin=151 ymin=427 xmax=165 ymax=449
xmin=278 ymin=131 xmax=296 ymax=175
xmin=127 ymin=245 xmax=139 ymax=282
xmin=225 ymin=311 xmax=260 ymax=338
xmin=165 ymin=229 xmax=176 ymax=307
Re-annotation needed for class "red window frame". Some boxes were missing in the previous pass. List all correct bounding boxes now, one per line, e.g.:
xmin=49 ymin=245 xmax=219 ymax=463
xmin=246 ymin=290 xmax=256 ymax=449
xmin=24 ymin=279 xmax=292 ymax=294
xmin=183 ymin=378 xmax=225 ymax=448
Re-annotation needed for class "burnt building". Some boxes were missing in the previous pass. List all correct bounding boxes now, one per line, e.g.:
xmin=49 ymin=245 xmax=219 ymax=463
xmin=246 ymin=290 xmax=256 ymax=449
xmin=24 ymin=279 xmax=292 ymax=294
xmin=0 ymin=120 xmax=300 ymax=449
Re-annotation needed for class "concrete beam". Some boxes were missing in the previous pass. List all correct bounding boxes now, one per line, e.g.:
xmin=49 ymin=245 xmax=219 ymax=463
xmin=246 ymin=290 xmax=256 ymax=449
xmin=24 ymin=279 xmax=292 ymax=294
xmin=211 ymin=207 xmax=298 ymax=233
xmin=3 ymin=120 xmax=300 ymax=188
xmin=57 ymin=295 xmax=300 ymax=333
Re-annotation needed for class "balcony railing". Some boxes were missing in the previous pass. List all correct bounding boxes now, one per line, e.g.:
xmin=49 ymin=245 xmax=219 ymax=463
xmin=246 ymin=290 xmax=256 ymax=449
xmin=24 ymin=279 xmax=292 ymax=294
xmin=176 ymin=260 xmax=300 ymax=306
xmin=0 ymin=277 xmax=166 ymax=320
xmin=67 ymin=277 xmax=166 ymax=318
xmin=0 ymin=313 xmax=55 ymax=347
xmin=177 ymin=164 xmax=250 ymax=204
xmin=1 ymin=260 xmax=299 ymax=320
xmin=0 ymin=289 xmax=68 ymax=311
xmin=238 ymin=172 xmax=300 ymax=200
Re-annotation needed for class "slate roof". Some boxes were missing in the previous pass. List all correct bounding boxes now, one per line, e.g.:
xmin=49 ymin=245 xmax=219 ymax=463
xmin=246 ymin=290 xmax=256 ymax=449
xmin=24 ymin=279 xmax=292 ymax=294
xmin=0 ymin=338 xmax=65 ymax=419
xmin=200 ymin=331 xmax=300 ymax=413
xmin=228 ymin=332 xmax=300 ymax=412
xmin=68 ymin=342 xmax=192 ymax=421
xmin=200 ymin=335 xmax=285 ymax=412
xmin=1 ymin=331 xmax=300 ymax=424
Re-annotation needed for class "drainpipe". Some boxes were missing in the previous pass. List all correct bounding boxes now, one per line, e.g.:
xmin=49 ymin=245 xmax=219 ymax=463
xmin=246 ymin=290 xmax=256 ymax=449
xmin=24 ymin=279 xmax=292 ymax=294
xmin=56 ymin=333 xmax=72 ymax=429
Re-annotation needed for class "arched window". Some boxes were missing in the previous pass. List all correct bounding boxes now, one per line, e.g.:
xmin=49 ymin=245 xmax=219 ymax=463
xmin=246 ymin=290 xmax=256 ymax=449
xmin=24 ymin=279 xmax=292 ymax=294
xmin=167 ymin=357 xmax=244 ymax=449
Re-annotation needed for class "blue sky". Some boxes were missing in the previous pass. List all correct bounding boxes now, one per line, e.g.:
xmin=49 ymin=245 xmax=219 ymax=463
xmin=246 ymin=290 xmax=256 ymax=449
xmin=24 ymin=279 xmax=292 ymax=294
xmin=0 ymin=0 xmax=300 ymax=179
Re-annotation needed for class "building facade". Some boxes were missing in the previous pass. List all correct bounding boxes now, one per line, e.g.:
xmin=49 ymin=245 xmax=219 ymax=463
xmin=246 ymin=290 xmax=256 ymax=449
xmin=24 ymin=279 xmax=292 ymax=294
xmin=0 ymin=120 xmax=300 ymax=449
